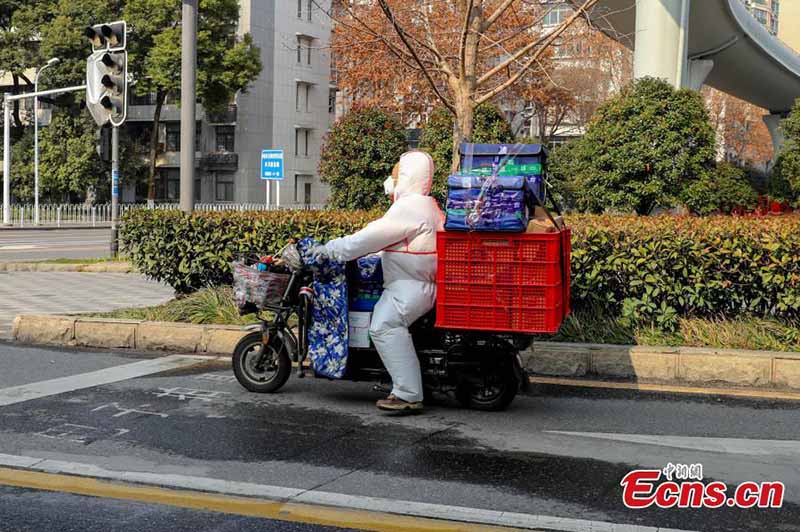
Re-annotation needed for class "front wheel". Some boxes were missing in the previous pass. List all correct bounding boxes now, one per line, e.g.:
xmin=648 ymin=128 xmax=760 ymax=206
xmin=455 ymin=357 xmax=520 ymax=411
xmin=232 ymin=331 xmax=291 ymax=393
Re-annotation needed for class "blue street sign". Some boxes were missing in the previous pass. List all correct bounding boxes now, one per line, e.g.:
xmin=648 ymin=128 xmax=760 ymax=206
xmin=112 ymin=169 xmax=120 ymax=197
xmin=261 ymin=149 xmax=284 ymax=180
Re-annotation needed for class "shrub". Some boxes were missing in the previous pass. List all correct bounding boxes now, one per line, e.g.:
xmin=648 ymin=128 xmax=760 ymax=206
xmin=681 ymin=162 xmax=758 ymax=215
xmin=569 ymin=214 xmax=800 ymax=329
xmin=319 ymin=106 xmax=407 ymax=210
xmin=123 ymin=210 xmax=800 ymax=330
xmin=771 ymin=97 xmax=800 ymax=205
xmin=121 ymin=209 xmax=377 ymax=293
xmin=550 ymin=77 xmax=716 ymax=214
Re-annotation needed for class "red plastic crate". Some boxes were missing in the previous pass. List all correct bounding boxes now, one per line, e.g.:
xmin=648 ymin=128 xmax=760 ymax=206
xmin=436 ymin=229 xmax=571 ymax=334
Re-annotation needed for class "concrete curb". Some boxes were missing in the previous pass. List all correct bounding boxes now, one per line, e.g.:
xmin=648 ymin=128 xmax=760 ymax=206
xmin=10 ymin=314 xmax=800 ymax=391
xmin=12 ymin=315 xmax=247 ymax=355
xmin=0 ymin=262 xmax=134 ymax=273
xmin=523 ymin=342 xmax=800 ymax=391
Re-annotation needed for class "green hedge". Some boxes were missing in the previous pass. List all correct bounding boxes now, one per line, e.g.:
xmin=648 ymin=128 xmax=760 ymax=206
xmin=121 ymin=209 xmax=377 ymax=293
xmin=123 ymin=210 xmax=800 ymax=329
xmin=569 ymin=215 xmax=800 ymax=328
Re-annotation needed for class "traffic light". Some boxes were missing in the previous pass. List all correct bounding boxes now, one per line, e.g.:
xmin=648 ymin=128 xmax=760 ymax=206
xmin=85 ymin=21 xmax=127 ymax=127
xmin=84 ymin=21 xmax=126 ymax=52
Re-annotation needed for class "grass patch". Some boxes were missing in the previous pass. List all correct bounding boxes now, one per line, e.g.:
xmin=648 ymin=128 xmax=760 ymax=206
xmin=86 ymin=287 xmax=259 ymax=326
xmin=537 ymin=307 xmax=800 ymax=352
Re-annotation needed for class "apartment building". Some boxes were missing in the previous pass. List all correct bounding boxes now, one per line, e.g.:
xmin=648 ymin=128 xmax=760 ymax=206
xmin=745 ymin=0 xmax=780 ymax=35
xmin=126 ymin=0 xmax=334 ymax=205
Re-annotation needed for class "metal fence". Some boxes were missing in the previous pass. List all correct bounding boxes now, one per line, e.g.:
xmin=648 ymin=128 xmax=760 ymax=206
xmin=4 ymin=203 xmax=327 ymax=227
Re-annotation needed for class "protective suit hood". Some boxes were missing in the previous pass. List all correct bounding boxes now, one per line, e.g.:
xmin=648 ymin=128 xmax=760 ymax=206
xmin=394 ymin=151 xmax=434 ymax=199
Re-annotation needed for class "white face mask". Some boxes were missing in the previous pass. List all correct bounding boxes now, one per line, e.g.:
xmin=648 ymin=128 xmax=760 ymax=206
xmin=383 ymin=176 xmax=395 ymax=196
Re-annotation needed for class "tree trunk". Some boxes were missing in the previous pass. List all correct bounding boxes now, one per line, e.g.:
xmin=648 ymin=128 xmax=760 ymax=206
xmin=147 ymin=90 xmax=167 ymax=207
xmin=450 ymin=90 xmax=475 ymax=175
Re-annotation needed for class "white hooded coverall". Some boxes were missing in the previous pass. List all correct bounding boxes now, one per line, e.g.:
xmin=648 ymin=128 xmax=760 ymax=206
xmin=325 ymin=151 xmax=444 ymax=403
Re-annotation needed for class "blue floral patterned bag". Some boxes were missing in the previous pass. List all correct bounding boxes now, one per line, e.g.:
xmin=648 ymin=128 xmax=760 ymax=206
xmin=297 ymin=238 xmax=349 ymax=379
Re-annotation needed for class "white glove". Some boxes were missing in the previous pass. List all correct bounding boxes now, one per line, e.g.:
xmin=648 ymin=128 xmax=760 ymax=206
xmin=308 ymin=244 xmax=329 ymax=264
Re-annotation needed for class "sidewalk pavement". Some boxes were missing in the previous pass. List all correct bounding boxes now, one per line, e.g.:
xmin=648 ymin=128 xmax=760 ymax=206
xmin=0 ymin=272 xmax=173 ymax=339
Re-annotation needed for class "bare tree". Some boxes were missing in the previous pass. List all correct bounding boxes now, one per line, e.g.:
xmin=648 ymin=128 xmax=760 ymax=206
xmin=330 ymin=0 xmax=600 ymax=171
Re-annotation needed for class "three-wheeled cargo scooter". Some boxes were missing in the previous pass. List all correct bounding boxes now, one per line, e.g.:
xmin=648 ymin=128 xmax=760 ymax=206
xmin=231 ymin=143 xmax=570 ymax=411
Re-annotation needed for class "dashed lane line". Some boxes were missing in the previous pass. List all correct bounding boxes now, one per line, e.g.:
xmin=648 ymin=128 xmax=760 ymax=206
xmin=0 ymin=355 xmax=203 ymax=406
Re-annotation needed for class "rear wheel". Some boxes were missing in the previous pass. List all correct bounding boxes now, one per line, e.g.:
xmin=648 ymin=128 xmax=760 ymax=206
xmin=455 ymin=356 xmax=520 ymax=411
xmin=232 ymin=331 xmax=291 ymax=393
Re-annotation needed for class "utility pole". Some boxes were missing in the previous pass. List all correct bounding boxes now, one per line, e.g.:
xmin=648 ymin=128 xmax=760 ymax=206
xmin=34 ymin=58 xmax=61 ymax=225
xmin=111 ymin=126 xmax=120 ymax=256
xmin=180 ymin=0 xmax=198 ymax=214
xmin=2 ymin=93 xmax=10 ymax=226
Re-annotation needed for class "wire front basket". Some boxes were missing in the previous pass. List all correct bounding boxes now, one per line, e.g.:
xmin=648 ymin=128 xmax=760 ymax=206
xmin=231 ymin=261 xmax=291 ymax=310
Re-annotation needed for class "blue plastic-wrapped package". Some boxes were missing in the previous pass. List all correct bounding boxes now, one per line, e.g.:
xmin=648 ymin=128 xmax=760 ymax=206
xmin=347 ymin=255 xmax=383 ymax=312
xmin=445 ymin=174 xmax=529 ymax=232
xmin=459 ymin=142 xmax=548 ymax=203
xmin=297 ymin=238 xmax=349 ymax=379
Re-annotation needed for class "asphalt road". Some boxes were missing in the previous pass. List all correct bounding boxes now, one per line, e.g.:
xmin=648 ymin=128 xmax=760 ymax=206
xmin=0 ymin=228 xmax=112 ymax=261
xmin=0 ymin=343 xmax=798 ymax=532
xmin=0 ymin=486 xmax=360 ymax=532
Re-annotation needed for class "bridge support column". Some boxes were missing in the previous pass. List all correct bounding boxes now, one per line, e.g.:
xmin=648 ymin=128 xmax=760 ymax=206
xmin=634 ymin=0 xmax=691 ymax=88
xmin=686 ymin=59 xmax=714 ymax=91
xmin=763 ymin=113 xmax=787 ymax=155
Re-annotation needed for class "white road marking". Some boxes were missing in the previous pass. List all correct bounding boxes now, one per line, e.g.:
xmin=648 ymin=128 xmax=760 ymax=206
xmin=34 ymin=424 xmax=130 ymax=444
xmin=546 ymin=431 xmax=800 ymax=457
xmin=0 ymin=356 xmax=201 ymax=406
xmin=0 ymin=452 xmax=698 ymax=532
xmin=91 ymin=402 xmax=169 ymax=418
xmin=0 ymin=245 xmax=38 ymax=251
xmin=152 ymin=387 xmax=231 ymax=402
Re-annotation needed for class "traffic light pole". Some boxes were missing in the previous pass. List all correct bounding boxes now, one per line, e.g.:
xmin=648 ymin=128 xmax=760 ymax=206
xmin=180 ymin=0 xmax=197 ymax=214
xmin=110 ymin=126 xmax=120 ymax=256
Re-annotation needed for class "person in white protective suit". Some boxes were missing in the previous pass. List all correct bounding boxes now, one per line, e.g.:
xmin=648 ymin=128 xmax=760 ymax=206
xmin=322 ymin=150 xmax=444 ymax=412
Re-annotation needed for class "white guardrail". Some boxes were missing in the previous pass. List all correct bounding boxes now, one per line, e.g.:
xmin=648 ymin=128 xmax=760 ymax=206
xmin=5 ymin=203 xmax=327 ymax=227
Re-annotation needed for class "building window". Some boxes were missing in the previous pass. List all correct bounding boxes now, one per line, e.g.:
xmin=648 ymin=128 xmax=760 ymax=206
xmin=215 ymin=126 xmax=235 ymax=152
xmin=543 ymin=4 xmax=571 ymax=27
xmin=165 ymin=123 xmax=180 ymax=152
xmin=195 ymin=178 xmax=201 ymax=202
xmin=166 ymin=169 xmax=180 ymax=200
xmin=297 ymin=0 xmax=302 ymax=18
xmin=304 ymin=182 xmax=312 ymax=205
xmin=295 ymin=129 xmax=310 ymax=157
xmin=195 ymin=121 xmax=202 ymax=152
xmin=296 ymin=83 xmax=310 ymax=112
xmin=329 ymin=88 xmax=337 ymax=114
xmin=297 ymin=36 xmax=312 ymax=65
xmin=308 ymin=0 xmax=313 ymax=21
xmin=165 ymin=122 xmax=201 ymax=152
xmin=216 ymin=174 xmax=235 ymax=202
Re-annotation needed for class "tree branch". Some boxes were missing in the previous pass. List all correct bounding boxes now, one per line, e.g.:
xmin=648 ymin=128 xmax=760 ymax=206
xmin=476 ymin=0 xmax=599 ymax=87
xmin=376 ymin=0 xmax=455 ymax=113
xmin=482 ymin=0 xmax=517 ymax=31
xmin=458 ymin=0 xmax=474 ymax=79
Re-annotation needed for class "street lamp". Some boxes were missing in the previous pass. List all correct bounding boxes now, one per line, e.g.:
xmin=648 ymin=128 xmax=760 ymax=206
xmin=34 ymin=57 xmax=60 ymax=225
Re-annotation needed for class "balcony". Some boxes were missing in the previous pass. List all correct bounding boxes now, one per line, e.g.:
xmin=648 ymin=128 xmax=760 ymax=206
xmin=207 ymin=105 xmax=237 ymax=125
xmin=201 ymin=152 xmax=239 ymax=170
